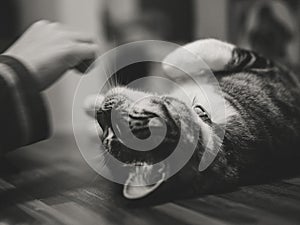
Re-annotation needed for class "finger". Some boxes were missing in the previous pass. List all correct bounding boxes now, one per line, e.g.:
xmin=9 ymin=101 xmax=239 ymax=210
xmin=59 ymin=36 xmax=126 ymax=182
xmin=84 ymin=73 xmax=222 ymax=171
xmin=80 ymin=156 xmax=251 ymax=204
xmin=68 ymin=43 xmax=99 ymax=66
xmin=74 ymin=58 xmax=95 ymax=73
xmin=49 ymin=22 xmax=95 ymax=43
xmin=68 ymin=32 xmax=96 ymax=43
xmin=31 ymin=20 xmax=51 ymax=29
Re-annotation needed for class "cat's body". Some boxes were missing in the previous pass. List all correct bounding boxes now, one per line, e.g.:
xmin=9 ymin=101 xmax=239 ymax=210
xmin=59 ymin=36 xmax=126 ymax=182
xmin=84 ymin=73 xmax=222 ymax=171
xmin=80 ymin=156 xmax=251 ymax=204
xmin=96 ymin=39 xmax=300 ymax=199
xmin=214 ymin=49 xmax=300 ymax=184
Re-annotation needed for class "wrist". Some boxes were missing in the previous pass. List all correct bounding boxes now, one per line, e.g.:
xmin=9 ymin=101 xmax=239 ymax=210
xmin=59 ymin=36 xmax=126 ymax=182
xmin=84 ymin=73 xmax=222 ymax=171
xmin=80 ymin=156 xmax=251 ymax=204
xmin=0 ymin=54 xmax=41 ymax=92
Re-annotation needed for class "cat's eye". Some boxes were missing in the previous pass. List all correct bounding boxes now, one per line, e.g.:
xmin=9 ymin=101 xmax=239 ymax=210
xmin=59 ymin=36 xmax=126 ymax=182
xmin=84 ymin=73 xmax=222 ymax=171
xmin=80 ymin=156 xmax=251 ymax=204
xmin=193 ymin=105 xmax=211 ymax=119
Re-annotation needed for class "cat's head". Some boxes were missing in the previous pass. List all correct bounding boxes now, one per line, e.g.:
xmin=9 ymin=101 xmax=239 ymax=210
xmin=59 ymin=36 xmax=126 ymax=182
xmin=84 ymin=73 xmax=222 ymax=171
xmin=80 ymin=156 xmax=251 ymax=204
xmin=96 ymin=87 xmax=215 ymax=199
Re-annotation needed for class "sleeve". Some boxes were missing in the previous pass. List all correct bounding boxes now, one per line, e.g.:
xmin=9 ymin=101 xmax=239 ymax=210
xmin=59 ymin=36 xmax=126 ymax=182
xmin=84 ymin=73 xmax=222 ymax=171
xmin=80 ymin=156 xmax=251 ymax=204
xmin=0 ymin=55 xmax=50 ymax=153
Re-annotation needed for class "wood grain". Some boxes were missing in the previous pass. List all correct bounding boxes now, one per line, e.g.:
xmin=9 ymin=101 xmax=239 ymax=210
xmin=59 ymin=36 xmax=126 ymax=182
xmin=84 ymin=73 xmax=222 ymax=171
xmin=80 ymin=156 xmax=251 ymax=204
xmin=0 ymin=134 xmax=300 ymax=225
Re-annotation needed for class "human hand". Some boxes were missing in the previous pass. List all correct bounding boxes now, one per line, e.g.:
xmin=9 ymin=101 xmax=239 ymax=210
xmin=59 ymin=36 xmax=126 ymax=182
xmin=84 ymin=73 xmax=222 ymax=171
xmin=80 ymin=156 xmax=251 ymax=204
xmin=4 ymin=20 xmax=98 ymax=91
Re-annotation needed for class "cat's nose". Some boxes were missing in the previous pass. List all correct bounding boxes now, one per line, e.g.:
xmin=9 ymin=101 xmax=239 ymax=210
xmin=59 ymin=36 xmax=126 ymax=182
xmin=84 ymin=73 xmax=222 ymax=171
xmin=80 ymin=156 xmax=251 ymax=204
xmin=96 ymin=109 xmax=111 ymax=130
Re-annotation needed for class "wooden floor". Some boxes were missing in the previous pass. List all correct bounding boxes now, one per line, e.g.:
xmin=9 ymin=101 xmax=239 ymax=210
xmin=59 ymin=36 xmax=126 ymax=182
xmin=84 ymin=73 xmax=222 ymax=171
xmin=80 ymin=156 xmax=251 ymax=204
xmin=1 ymin=133 xmax=300 ymax=225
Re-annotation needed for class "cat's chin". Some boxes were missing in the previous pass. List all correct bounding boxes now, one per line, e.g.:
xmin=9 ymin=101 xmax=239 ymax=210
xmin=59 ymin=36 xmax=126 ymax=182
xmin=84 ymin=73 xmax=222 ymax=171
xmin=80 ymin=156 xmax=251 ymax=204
xmin=123 ymin=162 xmax=167 ymax=199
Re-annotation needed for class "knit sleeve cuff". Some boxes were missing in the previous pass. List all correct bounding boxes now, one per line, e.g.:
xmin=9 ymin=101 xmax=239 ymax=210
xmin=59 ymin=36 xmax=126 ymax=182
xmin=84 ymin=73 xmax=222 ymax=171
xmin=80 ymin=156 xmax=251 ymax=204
xmin=0 ymin=55 xmax=50 ymax=151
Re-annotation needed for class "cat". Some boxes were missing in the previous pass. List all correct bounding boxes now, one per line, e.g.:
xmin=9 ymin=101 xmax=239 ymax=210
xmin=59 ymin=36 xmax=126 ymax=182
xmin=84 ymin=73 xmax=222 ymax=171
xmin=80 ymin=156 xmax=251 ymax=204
xmin=95 ymin=39 xmax=300 ymax=200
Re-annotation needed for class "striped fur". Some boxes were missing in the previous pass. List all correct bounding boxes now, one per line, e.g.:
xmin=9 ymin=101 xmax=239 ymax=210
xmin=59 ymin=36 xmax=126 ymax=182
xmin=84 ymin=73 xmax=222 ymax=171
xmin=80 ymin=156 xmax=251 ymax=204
xmin=96 ymin=39 xmax=300 ymax=198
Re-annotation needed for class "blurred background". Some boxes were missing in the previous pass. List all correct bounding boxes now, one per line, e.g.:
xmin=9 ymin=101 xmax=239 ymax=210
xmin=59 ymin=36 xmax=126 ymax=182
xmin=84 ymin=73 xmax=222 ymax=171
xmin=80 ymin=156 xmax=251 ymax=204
xmin=0 ymin=0 xmax=299 ymax=136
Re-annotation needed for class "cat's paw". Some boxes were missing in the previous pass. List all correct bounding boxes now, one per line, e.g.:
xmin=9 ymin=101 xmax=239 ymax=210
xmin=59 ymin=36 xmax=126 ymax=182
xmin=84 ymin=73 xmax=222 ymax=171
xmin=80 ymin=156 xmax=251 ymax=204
xmin=163 ymin=39 xmax=235 ymax=80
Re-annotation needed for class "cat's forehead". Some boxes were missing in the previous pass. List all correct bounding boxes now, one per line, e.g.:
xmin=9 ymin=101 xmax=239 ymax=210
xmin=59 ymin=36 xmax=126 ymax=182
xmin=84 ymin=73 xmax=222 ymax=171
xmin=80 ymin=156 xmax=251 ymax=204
xmin=104 ymin=87 xmax=157 ymax=104
xmin=102 ymin=88 xmax=189 ymax=118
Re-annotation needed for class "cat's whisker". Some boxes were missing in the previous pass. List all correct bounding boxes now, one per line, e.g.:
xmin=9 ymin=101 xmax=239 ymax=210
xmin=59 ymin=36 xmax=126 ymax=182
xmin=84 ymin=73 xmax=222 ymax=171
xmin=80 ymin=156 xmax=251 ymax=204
xmin=112 ymin=35 xmax=119 ymax=88
xmin=104 ymin=60 xmax=119 ymax=89
xmin=100 ymin=65 xmax=112 ymax=89
xmin=104 ymin=64 xmax=115 ymax=89
xmin=89 ymin=173 xmax=101 ymax=184
xmin=97 ymin=148 xmax=110 ymax=158
xmin=98 ymin=154 xmax=112 ymax=171
xmin=95 ymin=151 xmax=110 ymax=169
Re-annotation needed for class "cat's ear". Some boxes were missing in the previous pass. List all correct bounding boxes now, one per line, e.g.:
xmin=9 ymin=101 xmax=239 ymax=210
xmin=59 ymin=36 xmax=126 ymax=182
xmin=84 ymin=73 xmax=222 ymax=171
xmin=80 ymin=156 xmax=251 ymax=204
xmin=162 ymin=39 xmax=235 ymax=80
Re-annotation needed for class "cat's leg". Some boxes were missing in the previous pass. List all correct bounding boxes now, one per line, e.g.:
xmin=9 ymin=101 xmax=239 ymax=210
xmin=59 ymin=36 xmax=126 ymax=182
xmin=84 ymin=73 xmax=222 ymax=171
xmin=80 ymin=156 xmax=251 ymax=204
xmin=163 ymin=39 xmax=235 ymax=79
xmin=163 ymin=39 xmax=273 ymax=79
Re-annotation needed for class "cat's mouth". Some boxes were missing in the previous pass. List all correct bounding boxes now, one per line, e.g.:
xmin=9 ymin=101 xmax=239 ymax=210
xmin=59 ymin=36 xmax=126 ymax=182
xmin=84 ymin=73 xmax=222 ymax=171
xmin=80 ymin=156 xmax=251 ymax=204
xmin=100 ymin=121 xmax=176 ymax=199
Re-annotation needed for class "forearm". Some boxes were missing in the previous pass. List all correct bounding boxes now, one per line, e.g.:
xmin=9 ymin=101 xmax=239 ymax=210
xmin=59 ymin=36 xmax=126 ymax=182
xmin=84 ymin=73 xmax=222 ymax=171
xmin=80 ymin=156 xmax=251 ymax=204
xmin=0 ymin=55 xmax=50 ymax=153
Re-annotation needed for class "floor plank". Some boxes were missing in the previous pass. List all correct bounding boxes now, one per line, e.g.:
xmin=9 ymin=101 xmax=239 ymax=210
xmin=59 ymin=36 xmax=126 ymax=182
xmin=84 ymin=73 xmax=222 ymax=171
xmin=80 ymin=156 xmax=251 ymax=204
xmin=1 ymin=134 xmax=300 ymax=224
xmin=0 ymin=179 xmax=81 ymax=225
